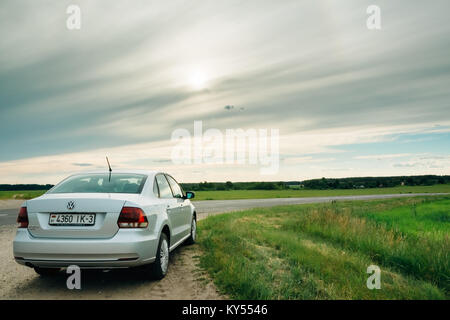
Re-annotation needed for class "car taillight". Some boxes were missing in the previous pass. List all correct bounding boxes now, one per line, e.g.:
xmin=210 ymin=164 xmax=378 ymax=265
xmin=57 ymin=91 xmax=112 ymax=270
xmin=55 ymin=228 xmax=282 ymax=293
xmin=117 ymin=207 xmax=148 ymax=228
xmin=17 ymin=207 xmax=28 ymax=228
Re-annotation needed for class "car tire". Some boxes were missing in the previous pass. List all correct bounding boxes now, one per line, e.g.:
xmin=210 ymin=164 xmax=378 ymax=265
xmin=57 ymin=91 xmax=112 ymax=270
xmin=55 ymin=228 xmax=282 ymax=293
xmin=185 ymin=216 xmax=197 ymax=245
xmin=34 ymin=267 xmax=60 ymax=277
xmin=151 ymin=233 xmax=169 ymax=279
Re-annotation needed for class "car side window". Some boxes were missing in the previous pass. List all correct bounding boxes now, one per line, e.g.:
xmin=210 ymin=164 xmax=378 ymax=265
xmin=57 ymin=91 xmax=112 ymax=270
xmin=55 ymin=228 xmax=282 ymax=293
xmin=166 ymin=175 xmax=183 ymax=198
xmin=153 ymin=178 xmax=160 ymax=197
xmin=155 ymin=174 xmax=173 ymax=198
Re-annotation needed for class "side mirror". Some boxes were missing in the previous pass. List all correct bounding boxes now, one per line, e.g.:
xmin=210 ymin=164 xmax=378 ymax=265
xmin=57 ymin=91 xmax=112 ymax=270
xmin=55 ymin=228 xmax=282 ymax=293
xmin=184 ymin=191 xmax=195 ymax=200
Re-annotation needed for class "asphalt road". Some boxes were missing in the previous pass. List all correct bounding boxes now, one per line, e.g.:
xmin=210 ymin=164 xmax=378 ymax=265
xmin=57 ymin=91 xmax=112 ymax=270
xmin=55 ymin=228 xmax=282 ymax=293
xmin=1 ymin=193 xmax=447 ymax=226
xmin=0 ymin=208 xmax=19 ymax=226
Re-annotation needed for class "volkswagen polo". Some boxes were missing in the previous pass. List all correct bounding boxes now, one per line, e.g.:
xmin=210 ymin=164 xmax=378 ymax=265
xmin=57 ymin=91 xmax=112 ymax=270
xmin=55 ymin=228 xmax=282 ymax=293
xmin=13 ymin=170 xmax=196 ymax=279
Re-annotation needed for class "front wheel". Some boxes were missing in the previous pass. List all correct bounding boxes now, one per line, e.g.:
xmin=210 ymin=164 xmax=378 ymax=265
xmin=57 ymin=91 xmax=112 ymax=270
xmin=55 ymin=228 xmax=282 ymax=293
xmin=185 ymin=216 xmax=196 ymax=245
xmin=150 ymin=233 xmax=169 ymax=279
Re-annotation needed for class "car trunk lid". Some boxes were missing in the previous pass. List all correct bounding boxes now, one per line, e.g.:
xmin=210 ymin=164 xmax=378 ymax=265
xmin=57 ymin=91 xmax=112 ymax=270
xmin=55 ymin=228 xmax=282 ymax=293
xmin=26 ymin=193 xmax=140 ymax=239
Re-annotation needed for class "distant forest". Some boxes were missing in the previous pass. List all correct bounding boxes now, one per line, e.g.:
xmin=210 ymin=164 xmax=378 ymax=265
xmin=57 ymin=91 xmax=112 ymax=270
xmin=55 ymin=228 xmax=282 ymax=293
xmin=0 ymin=184 xmax=54 ymax=191
xmin=0 ymin=175 xmax=449 ymax=191
xmin=182 ymin=175 xmax=450 ymax=191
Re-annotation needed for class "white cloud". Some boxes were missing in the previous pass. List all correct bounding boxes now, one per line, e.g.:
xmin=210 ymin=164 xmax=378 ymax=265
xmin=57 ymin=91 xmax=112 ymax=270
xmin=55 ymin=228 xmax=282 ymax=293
xmin=392 ymin=155 xmax=450 ymax=170
xmin=354 ymin=153 xmax=412 ymax=160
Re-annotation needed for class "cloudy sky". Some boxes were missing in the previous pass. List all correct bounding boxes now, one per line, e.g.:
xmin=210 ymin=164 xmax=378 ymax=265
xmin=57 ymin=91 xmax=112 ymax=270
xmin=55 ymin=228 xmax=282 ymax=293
xmin=0 ymin=0 xmax=449 ymax=183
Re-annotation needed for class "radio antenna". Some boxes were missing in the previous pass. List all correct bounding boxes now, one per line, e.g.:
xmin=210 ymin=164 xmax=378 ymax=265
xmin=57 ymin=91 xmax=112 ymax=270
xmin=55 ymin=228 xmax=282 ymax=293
xmin=106 ymin=156 xmax=112 ymax=182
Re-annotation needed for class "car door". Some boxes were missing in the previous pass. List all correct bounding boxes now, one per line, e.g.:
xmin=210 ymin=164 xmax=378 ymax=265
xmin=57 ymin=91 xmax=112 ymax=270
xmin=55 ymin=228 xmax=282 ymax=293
xmin=155 ymin=174 xmax=184 ymax=245
xmin=166 ymin=174 xmax=191 ymax=238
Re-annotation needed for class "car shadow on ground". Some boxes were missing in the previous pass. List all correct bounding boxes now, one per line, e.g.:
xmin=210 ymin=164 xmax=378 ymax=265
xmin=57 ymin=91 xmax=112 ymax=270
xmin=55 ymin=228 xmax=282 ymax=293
xmin=9 ymin=245 xmax=192 ymax=299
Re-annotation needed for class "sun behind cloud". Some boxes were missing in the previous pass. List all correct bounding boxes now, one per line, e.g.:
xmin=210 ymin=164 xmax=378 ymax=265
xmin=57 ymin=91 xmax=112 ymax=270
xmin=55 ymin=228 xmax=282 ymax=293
xmin=188 ymin=70 xmax=208 ymax=90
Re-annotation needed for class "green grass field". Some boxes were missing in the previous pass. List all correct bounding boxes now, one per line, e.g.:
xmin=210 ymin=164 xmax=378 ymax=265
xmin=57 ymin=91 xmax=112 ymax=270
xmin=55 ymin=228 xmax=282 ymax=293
xmin=197 ymin=196 xmax=450 ymax=299
xmin=0 ymin=184 xmax=448 ymax=200
xmin=194 ymin=185 xmax=450 ymax=200
xmin=0 ymin=190 xmax=48 ymax=200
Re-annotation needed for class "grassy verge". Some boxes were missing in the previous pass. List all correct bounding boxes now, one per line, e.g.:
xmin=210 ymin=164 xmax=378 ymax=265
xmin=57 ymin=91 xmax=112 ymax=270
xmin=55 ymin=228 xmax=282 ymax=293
xmin=197 ymin=196 xmax=449 ymax=299
xmin=0 ymin=190 xmax=47 ymax=200
xmin=194 ymin=184 xmax=450 ymax=200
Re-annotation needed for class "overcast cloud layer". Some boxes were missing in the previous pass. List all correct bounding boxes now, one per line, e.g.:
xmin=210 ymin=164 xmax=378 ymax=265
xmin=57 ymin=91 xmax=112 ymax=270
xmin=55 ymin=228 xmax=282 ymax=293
xmin=0 ymin=0 xmax=449 ymax=183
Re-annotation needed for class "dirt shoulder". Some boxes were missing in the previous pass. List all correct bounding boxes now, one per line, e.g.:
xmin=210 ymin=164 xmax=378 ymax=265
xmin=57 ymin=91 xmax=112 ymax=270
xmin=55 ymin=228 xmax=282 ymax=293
xmin=0 ymin=225 xmax=225 ymax=300
xmin=0 ymin=200 xmax=24 ymax=210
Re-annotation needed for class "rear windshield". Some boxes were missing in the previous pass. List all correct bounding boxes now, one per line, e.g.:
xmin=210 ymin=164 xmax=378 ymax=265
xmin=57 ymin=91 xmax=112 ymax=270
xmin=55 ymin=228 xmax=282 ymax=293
xmin=48 ymin=174 xmax=147 ymax=194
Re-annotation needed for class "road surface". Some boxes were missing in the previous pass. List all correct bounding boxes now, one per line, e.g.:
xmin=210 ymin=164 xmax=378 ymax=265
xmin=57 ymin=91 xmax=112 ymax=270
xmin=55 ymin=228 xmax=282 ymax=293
xmin=1 ymin=193 xmax=447 ymax=226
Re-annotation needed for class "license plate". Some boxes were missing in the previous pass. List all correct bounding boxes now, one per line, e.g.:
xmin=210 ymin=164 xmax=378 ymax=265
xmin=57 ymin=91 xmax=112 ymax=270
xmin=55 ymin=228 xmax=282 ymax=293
xmin=49 ymin=213 xmax=96 ymax=226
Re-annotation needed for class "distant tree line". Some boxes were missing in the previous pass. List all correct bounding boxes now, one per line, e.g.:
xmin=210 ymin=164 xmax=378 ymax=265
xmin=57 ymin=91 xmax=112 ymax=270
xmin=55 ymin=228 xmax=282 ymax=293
xmin=181 ymin=175 xmax=450 ymax=191
xmin=181 ymin=181 xmax=289 ymax=191
xmin=301 ymin=175 xmax=450 ymax=190
xmin=0 ymin=184 xmax=54 ymax=191
xmin=0 ymin=175 xmax=448 ymax=192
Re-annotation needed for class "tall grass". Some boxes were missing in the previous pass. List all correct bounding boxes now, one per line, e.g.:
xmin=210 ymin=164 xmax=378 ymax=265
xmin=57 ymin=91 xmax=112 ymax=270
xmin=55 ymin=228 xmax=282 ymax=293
xmin=284 ymin=204 xmax=449 ymax=291
xmin=198 ymin=196 xmax=449 ymax=299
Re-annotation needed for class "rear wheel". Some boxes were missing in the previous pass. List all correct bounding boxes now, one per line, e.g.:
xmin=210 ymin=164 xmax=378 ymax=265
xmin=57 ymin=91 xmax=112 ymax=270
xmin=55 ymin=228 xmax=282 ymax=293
xmin=150 ymin=233 xmax=169 ymax=279
xmin=34 ymin=267 xmax=60 ymax=277
xmin=185 ymin=216 xmax=196 ymax=245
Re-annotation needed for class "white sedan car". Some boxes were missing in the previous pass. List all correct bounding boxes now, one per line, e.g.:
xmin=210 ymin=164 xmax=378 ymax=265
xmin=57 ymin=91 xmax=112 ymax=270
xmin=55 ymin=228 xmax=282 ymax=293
xmin=13 ymin=170 xmax=197 ymax=279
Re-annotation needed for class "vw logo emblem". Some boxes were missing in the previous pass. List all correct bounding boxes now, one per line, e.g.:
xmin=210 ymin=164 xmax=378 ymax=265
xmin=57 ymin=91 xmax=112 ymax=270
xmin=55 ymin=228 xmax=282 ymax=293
xmin=67 ymin=201 xmax=75 ymax=210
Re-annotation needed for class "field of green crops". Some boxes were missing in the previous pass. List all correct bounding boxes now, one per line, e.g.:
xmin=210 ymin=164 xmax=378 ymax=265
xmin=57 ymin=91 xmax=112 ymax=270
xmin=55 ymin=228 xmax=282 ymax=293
xmin=0 ymin=190 xmax=48 ymax=200
xmin=198 ymin=196 xmax=450 ymax=299
xmin=193 ymin=184 xmax=450 ymax=200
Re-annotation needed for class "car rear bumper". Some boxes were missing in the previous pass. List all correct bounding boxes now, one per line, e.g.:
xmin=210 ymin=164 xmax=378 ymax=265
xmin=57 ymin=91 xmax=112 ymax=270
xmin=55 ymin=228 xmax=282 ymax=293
xmin=13 ymin=228 xmax=158 ymax=268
